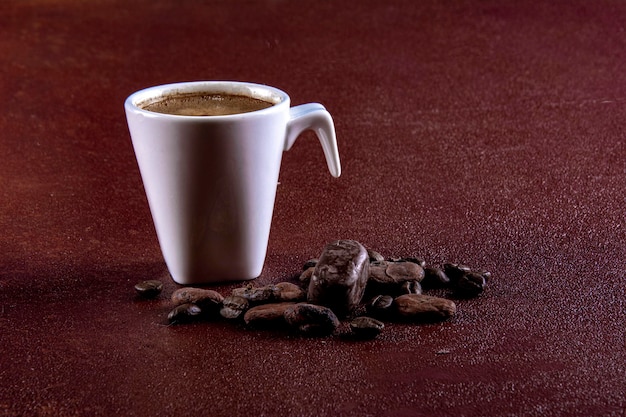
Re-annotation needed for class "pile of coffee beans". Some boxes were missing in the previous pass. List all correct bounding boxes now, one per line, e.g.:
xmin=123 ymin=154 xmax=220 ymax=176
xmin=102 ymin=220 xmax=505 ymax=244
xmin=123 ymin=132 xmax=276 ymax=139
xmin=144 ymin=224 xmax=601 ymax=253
xmin=134 ymin=240 xmax=491 ymax=340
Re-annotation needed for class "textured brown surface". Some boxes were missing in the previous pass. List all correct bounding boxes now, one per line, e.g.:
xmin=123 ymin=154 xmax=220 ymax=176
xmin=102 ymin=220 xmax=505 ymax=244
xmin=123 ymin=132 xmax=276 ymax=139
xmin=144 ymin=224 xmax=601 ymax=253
xmin=1 ymin=1 xmax=625 ymax=416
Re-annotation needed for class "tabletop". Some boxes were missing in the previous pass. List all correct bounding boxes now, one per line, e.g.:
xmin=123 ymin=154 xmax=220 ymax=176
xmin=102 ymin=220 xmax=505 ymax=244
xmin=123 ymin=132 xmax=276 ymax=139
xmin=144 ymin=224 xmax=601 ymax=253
xmin=1 ymin=1 xmax=625 ymax=416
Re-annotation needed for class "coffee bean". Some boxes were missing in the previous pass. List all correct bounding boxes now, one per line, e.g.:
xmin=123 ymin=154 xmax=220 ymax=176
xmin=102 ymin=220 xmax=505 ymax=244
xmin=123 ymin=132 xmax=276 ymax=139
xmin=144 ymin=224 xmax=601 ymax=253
xmin=232 ymin=284 xmax=278 ymax=304
xmin=367 ymin=248 xmax=385 ymax=263
xmin=443 ymin=263 xmax=471 ymax=282
xmin=168 ymin=303 xmax=202 ymax=324
xmin=369 ymin=261 xmax=425 ymax=285
xmin=274 ymin=282 xmax=306 ymax=302
xmin=220 ymin=295 xmax=249 ymax=319
xmin=171 ymin=288 xmax=224 ymax=310
xmin=369 ymin=262 xmax=389 ymax=280
xmin=284 ymin=303 xmax=340 ymax=336
xmin=349 ymin=316 xmax=384 ymax=339
xmin=307 ymin=240 xmax=369 ymax=317
xmin=386 ymin=261 xmax=425 ymax=282
xmin=368 ymin=294 xmax=394 ymax=310
xmin=421 ymin=267 xmax=451 ymax=289
xmin=441 ymin=263 xmax=491 ymax=297
xmin=393 ymin=294 xmax=456 ymax=322
xmin=454 ymin=271 xmax=487 ymax=297
xmin=299 ymin=266 xmax=315 ymax=285
xmin=366 ymin=295 xmax=394 ymax=319
xmin=303 ymin=259 xmax=318 ymax=270
xmin=243 ymin=302 xmax=295 ymax=327
xmin=400 ymin=280 xmax=422 ymax=295
xmin=368 ymin=261 xmax=424 ymax=296
xmin=134 ymin=280 xmax=163 ymax=298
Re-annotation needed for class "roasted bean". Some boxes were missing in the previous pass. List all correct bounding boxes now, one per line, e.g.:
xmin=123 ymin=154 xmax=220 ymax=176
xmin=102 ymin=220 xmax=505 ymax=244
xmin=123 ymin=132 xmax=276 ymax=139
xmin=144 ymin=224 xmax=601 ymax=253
xmin=367 ymin=248 xmax=385 ymax=263
xmin=368 ymin=294 xmax=394 ymax=310
xmin=454 ymin=271 xmax=487 ymax=297
xmin=366 ymin=295 xmax=394 ymax=319
xmin=442 ymin=263 xmax=490 ymax=297
xmin=386 ymin=261 xmax=425 ymax=282
xmin=134 ymin=280 xmax=163 ymax=298
xmin=400 ymin=280 xmax=422 ymax=295
xmin=299 ymin=266 xmax=315 ymax=285
xmin=284 ymin=303 xmax=340 ymax=336
xmin=220 ymin=295 xmax=249 ymax=319
xmin=168 ymin=303 xmax=202 ymax=324
xmin=303 ymin=259 xmax=319 ymax=270
xmin=171 ymin=287 xmax=224 ymax=309
xmin=393 ymin=294 xmax=456 ymax=322
xmin=307 ymin=240 xmax=369 ymax=317
xmin=367 ymin=261 xmax=424 ymax=297
xmin=420 ymin=266 xmax=451 ymax=289
xmin=243 ymin=302 xmax=295 ymax=327
xmin=443 ymin=263 xmax=472 ymax=282
xmin=274 ymin=282 xmax=306 ymax=302
xmin=349 ymin=316 xmax=384 ymax=339
xmin=369 ymin=261 xmax=425 ymax=285
xmin=232 ymin=284 xmax=278 ymax=304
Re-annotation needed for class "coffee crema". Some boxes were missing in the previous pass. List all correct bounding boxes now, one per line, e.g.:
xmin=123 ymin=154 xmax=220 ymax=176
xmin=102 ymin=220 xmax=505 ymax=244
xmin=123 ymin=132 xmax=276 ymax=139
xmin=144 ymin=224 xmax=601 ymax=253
xmin=140 ymin=93 xmax=274 ymax=116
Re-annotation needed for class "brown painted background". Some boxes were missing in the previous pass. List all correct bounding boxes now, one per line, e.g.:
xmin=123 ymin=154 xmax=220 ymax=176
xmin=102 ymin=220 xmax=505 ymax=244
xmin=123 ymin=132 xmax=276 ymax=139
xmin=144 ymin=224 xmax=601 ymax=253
xmin=0 ymin=1 xmax=624 ymax=416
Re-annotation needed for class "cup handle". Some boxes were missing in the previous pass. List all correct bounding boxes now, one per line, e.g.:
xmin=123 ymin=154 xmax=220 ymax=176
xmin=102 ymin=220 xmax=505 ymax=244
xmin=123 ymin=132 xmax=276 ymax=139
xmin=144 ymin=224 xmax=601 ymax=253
xmin=285 ymin=103 xmax=341 ymax=178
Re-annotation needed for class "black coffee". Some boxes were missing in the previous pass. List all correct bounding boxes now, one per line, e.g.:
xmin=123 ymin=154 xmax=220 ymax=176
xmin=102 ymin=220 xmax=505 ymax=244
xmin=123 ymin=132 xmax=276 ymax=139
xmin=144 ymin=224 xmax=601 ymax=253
xmin=140 ymin=93 xmax=274 ymax=116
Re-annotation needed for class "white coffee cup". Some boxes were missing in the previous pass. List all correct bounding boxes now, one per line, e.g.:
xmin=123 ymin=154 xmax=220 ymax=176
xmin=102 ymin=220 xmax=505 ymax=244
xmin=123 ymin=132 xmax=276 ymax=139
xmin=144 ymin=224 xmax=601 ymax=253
xmin=125 ymin=81 xmax=341 ymax=285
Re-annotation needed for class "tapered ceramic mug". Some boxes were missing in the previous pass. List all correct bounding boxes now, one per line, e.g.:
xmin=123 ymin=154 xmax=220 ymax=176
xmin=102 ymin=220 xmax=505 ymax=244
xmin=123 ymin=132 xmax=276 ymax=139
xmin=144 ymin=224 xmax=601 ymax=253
xmin=125 ymin=81 xmax=341 ymax=285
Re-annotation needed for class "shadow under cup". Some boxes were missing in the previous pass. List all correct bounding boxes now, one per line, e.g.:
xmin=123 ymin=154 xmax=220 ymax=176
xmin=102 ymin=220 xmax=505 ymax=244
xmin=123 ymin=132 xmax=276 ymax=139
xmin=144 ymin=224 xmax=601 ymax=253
xmin=125 ymin=81 xmax=340 ymax=285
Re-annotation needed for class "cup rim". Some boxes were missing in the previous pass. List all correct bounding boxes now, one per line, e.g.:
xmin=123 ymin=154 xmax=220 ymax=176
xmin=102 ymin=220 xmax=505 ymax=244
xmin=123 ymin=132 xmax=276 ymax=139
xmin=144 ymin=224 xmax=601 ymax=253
xmin=125 ymin=81 xmax=290 ymax=119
